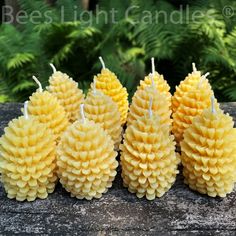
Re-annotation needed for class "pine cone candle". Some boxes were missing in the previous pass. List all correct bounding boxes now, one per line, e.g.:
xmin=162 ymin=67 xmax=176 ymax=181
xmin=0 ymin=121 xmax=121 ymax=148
xmin=172 ymin=63 xmax=212 ymax=113
xmin=47 ymin=64 xmax=84 ymax=122
xmin=120 ymin=106 xmax=179 ymax=200
xmin=172 ymin=74 xmax=216 ymax=143
xmin=180 ymin=99 xmax=236 ymax=197
xmin=138 ymin=58 xmax=171 ymax=107
xmin=84 ymin=87 xmax=122 ymax=149
xmin=127 ymin=85 xmax=172 ymax=128
xmin=57 ymin=105 xmax=119 ymax=200
xmin=92 ymin=57 xmax=129 ymax=125
xmin=28 ymin=76 xmax=69 ymax=141
xmin=0 ymin=102 xmax=57 ymax=201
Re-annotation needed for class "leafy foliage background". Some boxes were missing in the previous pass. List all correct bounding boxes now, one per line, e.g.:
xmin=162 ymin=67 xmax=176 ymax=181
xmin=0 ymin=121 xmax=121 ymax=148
xmin=0 ymin=0 xmax=236 ymax=102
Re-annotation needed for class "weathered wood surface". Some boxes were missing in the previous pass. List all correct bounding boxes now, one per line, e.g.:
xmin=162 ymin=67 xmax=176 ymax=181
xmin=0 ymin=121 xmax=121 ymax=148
xmin=0 ymin=103 xmax=236 ymax=236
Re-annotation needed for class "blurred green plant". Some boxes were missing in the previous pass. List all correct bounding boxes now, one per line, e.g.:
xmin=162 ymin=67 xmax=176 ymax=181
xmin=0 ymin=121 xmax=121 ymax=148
xmin=0 ymin=0 xmax=236 ymax=102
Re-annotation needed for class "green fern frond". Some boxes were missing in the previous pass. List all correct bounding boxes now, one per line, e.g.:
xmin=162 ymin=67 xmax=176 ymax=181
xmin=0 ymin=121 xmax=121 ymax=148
xmin=224 ymin=83 xmax=236 ymax=100
xmin=131 ymin=0 xmax=184 ymax=60
xmin=55 ymin=0 xmax=81 ymax=22
xmin=52 ymin=42 xmax=74 ymax=65
xmin=18 ymin=0 xmax=54 ymax=23
xmin=225 ymin=27 xmax=236 ymax=58
xmin=7 ymin=53 xmax=35 ymax=70
xmin=0 ymin=0 xmax=235 ymax=103
xmin=68 ymin=26 xmax=100 ymax=39
xmin=11 ymin=80 xmax=35 ymax=93
xmin=0 ymin=95 xmax=8 ymax=103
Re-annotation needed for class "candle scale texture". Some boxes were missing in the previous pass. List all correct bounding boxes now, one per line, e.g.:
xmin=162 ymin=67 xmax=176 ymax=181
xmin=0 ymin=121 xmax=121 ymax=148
xmin=0 ymin=116 xmax=57 ymax=201
xmin=138 ymin=72 xmax=171 ymax=107
xmin=47 ymin=71 xmax=84 ymax=122
xmin=92 ymin=69 xmax=129 ymax=125
xmin=172 ymin=70 xmax=212 ymax=113
xmin=84 ymin=91 xmax=122 ymax=149
xmin=57 ymin=119 xmax=118 ymax=200
xmin=180 ymin=109 xmax=236 ymax=197
xmin=120 ymin=115 xmax=180 ymax=200
xmin=127 ymin=86 xmax=172 ymax=128
xmin=172 ymin=81 xmax=216 ymax=143
xmin=28 ymin=91 xmax=69 ymax=141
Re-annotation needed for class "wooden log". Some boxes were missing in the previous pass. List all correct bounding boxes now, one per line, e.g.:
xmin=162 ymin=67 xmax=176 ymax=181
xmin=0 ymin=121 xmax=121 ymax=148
xmin=0 ymin=103 xmax=235 ymax=235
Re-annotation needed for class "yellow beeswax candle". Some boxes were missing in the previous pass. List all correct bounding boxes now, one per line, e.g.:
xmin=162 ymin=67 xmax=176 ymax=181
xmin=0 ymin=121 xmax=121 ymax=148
xmin=92 ymin=57 xmax=129 ymax=125
xmin=57 ymin=104 xmax=119 ymax=200
xmin=28 ymin=76 xmax=69 ymax=141
xmin=172 ymin=73 xmax=217 ymax=143
xmin=180 ymin=97 xmax=236 ymax=197
xmin=121 ymin=100 xmax=179 ymax=200
xmin=47 ymin=64 xmax=84 ymax=122
xmin=137 ymin=57 xmax=171 ymax=107
xmin=172 ymin=63 xmax=212 ymax=113
xmin=0 ymin=102 xmax=57 ymax=201
xmin=84 ymin=81 xmax=122 ymax=149
xmin=127 ymin=83 xmax=172 ymax=129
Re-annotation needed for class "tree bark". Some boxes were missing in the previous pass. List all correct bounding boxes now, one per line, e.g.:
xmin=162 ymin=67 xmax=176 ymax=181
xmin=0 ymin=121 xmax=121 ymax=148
xmin=0 ymin=1 xmax=5 ymax=23
xmin=4 ymin=0 xmax=20 ymax=25
xmin=82 ymin=0 xmax=89 ymax=10
xmin=45 ymin=0 xmax=57 ymax=6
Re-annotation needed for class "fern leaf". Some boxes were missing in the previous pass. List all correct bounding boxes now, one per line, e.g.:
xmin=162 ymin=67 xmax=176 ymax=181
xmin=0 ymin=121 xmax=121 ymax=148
xmin=11 ymin=80 xmax=35 ymax=93
xmin=7 ymin=53 xmax=35 ymax=70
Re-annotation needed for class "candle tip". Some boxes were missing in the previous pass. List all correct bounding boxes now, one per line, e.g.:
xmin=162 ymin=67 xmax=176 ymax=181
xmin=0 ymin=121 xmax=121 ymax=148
xmin=99 ymin=56 xmax=106 ymax=69
xmin=192 ymin=62 xmax=197 ymax=72
xmin=198 ymin=72 xmax=210 ymax=88
xmin=151 ymin=57 xmax=155 ymax=75
xmin=80 ymin=104 xmax=86 ymax=124
xmin=24 ymin=101 xmax=29 ymax=120
xmin=50 ymin=63 xmax=57 ymax=73
xmin=32 ymin=76 xmax=43 ymax=92
xmin=204 ymin=72 xmax=210 ymax=78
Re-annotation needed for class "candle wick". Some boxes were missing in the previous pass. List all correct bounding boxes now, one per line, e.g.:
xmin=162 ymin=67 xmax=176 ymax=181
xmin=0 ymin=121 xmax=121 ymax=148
xmin=198 ymin=72 xmax=210 ymax=88
xmin=49 ymin=63 xmax=57 ymax=74
xmin=211 ymin=95 xmax=216 ymax=114
xmin=148 ymin=97 xmax=153 ymax=118
xmin=151 ymin=57 xmax=155 ymax=75
xmin=99 ymin=56 xmax=106 ymax=69
xmin=192 ymin=62 xmax=197 ymax=73
xmin=93 ymin=78 xmax=97 ymax=95
xmin=24 ymin=101 xmax=29 ymax=120
xmin=32 ymin=76 xmax=43 ymax=93
xmin=80 ymin=104 xmax=86 ymax=124
xmin=151 ymin=57 xmax=155 ymax=87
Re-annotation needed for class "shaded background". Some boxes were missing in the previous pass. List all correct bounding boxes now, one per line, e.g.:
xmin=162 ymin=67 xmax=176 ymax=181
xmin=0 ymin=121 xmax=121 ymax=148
xmin=0 ymin=0 xmax=235 ymax=102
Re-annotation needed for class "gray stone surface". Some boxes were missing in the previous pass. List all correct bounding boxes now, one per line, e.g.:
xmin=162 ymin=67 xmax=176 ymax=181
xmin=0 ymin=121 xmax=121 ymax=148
xmin=0 ymin=103 xmax=236 ymax=236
